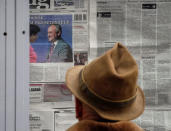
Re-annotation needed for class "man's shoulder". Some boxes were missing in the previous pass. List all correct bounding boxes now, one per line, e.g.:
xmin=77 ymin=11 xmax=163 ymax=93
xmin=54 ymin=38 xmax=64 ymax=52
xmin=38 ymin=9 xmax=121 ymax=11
xmin=57 ymin=39 xmax=71 ymax=49
xmin=67 ymin=120 xmax=144 ymax=131
xmin=58 ymin=38 xmax=68 ymax=45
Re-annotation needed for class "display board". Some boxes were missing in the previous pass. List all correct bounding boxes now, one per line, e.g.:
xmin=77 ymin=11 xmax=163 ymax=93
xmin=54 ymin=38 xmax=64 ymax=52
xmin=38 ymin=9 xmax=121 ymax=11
xmin=29 ymin=0 xmax=171 ymax=131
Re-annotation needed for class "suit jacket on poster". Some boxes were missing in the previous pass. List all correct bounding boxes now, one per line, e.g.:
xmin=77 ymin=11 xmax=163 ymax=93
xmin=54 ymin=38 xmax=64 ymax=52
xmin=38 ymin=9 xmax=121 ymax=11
xmin=67 ymin=120 xmax=144 ymax=131
xmin=47 ymin=38 xmax=73 ymax=62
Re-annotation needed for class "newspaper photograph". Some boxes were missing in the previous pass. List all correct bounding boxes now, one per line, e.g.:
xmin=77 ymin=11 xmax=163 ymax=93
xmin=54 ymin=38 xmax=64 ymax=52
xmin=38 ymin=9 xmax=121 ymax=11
xmin=30 ymin=14 xmax=73 ymax=63
xmin=74 ymin=51 xmax=88 ymax=65
xmin=44 ymin=83 xmax=72 ymax=102
xmin=30 ymin=83 xmax=72 ymax=103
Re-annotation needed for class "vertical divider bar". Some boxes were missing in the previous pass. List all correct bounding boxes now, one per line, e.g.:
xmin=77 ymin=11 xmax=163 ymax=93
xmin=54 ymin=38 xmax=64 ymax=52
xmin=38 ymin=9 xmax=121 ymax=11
xmin=0 ymin=0 xmax=6 ymax=130
xmin=15 ymin=0 xmax=29 ymax=131
xmin=6 ymin=0 xmax=16 ymax=130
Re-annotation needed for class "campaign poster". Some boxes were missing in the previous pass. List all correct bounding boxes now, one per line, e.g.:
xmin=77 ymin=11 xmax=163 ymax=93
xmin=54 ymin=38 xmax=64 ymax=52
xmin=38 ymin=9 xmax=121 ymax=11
xmin=30 ymin=14 xmax=73 ymax=63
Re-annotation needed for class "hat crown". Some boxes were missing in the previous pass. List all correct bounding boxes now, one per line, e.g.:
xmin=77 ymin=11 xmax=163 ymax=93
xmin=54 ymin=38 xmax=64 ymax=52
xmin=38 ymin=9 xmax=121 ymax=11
xmin=83 ymin=43 xmax=138 ymax=102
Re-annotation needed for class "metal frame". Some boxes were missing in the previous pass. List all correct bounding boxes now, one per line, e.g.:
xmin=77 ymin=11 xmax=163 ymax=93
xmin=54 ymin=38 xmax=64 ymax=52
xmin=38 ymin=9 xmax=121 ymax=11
xmin=0 ymin=0 xmax=29 ymax=131
xmin=0 ymin=0 xmax=6 ymax=130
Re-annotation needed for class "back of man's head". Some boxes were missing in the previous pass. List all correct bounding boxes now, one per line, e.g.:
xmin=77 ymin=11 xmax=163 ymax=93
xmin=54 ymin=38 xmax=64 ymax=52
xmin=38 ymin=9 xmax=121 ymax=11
xmin=54 ymin=24 xmax=62 ymax=38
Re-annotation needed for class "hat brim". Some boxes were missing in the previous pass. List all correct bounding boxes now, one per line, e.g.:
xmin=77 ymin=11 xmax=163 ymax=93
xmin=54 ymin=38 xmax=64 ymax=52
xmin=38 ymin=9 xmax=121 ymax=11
xmin=66 ymin=65 xmax=145 ymax=121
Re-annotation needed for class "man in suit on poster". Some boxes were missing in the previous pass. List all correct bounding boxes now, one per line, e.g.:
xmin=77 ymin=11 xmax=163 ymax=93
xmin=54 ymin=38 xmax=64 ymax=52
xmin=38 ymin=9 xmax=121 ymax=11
xmin=47 ymin=24 xmax=73 ymax=62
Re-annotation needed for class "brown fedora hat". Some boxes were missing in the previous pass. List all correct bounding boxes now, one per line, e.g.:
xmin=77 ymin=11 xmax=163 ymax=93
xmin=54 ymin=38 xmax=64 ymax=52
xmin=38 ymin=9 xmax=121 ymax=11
xmin=66 ymin=43 xmax=145 ymax=121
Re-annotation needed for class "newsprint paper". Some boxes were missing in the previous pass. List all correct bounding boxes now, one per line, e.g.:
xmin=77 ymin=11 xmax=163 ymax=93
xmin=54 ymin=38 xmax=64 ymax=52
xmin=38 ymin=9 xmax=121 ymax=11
xmin=29 ymin=0 xmax=171 ymax=131
xmin=89 ymin=0 xmax=171 ymax=131
xmin=30 ymin=63 xmax=73 ymax=83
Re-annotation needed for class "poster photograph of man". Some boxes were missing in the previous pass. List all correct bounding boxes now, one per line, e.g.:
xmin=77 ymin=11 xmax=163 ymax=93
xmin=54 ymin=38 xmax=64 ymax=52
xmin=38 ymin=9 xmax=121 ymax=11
xmin=30 ymin=14 xmax=73 ymax=63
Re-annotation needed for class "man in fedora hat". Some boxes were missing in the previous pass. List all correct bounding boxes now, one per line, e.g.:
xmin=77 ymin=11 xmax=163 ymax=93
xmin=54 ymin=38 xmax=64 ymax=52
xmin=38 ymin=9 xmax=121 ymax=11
xmin=65 ymin=43 xmax=145 ymax=131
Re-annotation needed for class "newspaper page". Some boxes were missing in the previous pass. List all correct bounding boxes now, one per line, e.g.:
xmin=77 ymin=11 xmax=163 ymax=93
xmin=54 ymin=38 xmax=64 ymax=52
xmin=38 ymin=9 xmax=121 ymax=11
xmin=89 ymin=0 xmax=171 ymax=106
xmin=89 ymin=0 xmax=171 ymax=130
xmin=29 ymin=1 xmax=88 ymax=131
xmin=29 ymin=0 xmax=171 ymax=130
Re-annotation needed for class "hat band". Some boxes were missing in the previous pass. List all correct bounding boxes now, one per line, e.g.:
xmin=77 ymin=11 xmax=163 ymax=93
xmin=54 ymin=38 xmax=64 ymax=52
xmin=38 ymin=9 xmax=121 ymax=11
xmin=80 ymin=68 xmax=137 ymax=107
